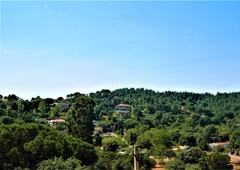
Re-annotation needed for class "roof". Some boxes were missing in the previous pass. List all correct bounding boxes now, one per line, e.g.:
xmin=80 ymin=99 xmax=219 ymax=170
xmin=48 ymin=119 xmax=65 ymax=123
xmin=116 ymin=103 xmax=130 ymax=107
xmin=209 ymin=142 xmax=229 ymax=146
xmin=101 ymin=132 xmax=116 ymax=138
xmin=172 ymin=145 xmax=190 ymax=151
xmin=94 ymin=127 xmax=103 ymax=130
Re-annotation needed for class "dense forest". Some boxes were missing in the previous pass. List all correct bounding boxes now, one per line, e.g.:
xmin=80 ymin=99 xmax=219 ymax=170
xmin=0 ymin=88 xmax=240 ymax=170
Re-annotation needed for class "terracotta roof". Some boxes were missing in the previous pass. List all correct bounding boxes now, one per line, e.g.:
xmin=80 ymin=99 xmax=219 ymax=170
xmin=209 ymin=142 xmax=229 ymax=145
xmin=48 ymin=119 xmax=65 ymax=123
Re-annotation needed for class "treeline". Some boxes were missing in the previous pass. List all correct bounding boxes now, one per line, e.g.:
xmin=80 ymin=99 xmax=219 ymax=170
xmin=90 ymin=88 xmax=240 ymax=121
xmin=0 ymin=88 xmax=240 ymax=169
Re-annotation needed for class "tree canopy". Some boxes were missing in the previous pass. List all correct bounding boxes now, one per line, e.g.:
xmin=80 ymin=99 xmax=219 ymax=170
xmin=0 ymin=88 xmax=240 ymax=169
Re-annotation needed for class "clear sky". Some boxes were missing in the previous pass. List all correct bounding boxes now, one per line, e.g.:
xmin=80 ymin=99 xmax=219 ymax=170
xmin=1 ymin=1 xmax=240 ymax=99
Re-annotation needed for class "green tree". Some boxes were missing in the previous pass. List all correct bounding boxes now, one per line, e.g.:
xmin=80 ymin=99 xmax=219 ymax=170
xmin=50 ymin=104 xmax=61 ymax=118
xmin=125 ymin=128 xmax=138 ymax=145
xmin=230 ymin=129 xmax=240 ymax=154
xmin=124 ymin=118 xmax=139 ymax=130
xmin=132 ymin=107 xmax=143 ymax=120
xmin=179 ymin=133 xmax=197 ymax=147
xmin=0 ymin=123 xmax=98 ymax=169
xmin=17 ymin=100 xmax=25 ymax=112
xmin=37 ymin=156 xmax=82 ymax=170
xmin=0 ymin=108 xmax=6 ymax=116
xmin=137 ymin=153 xmax=156 ymax=170
xmin=180 ymin=147 xmax=205 ymax=164
xmin=198 ymin=140 xmax=210 ymax=151
xmin=0 ymin=116 xmax=14 ymax=124
xmin=71 ymin=96 xmax=95 ymax=143
xmin=38 ymin=101 xmax=47 ymax=118
xmin=185 ymin=163 xmax=200 ymax=170
xmin=165 ymin=158 xmax=185 ymax=170
xmin=137 ymin=135 xmax=152 ymax=150
xmin=206 ymin=153 xmax=232 ymax=170
xmin=137 ymin=128 xmax=172 ymax=151
xmin=203 ymin=125 xmax=218 ymax=143
xmin=111 ymin=154 xmax=133 ymax=170
xmin=104 ymin=141 xmax=119 ymax=152
xmin=97 ymin=120 xmax=113 ymax=132
xmin=7 ymin=147 xmax=22 ymax=168
xmin=93 ymin=133 xmax=102 ymax=146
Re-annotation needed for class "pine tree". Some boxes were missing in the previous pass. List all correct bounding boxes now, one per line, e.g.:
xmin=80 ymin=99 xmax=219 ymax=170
xmin=71 ymin=96 xmax=95 ymax=143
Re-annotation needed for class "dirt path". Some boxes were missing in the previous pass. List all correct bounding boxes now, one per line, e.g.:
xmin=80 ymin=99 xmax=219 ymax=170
xmin=151 ymin=163 xmax=165 ymax=170
xmin=150 ymin=156 xmax=166 ymax=170
xmin=228 ymin=154 xmax=240 ymax=170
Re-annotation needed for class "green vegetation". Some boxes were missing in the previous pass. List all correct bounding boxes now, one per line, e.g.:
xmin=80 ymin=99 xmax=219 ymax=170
xmin=0 ymin=88 xmax=240 ymax=169
xmin=102 ymin=136 xmax=128 ymax=149
xmin=69 ymin=96 xmax=95 ymax=143
xmin=38 ymin=157 xmax=82 ymax=170
xmin=0 ymin=123 xmax=97 ymax=169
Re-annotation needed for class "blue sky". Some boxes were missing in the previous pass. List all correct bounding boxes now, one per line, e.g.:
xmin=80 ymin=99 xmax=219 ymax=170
xmin=1 ymin=1 xmax=240 ymax=99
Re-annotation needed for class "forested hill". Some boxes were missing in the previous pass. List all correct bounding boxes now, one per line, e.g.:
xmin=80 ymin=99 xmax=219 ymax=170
xmin=1 ymin=89 xmax=240 ymax=126
xmin=89 ymin=88 xmax=240 ymax=123
xmin=0 ymin=88 xmax=240 ymax=169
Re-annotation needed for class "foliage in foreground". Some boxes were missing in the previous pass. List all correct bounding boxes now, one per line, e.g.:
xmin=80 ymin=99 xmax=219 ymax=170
xmin=37 ymin=157 xmax=82 ymax=170
xmin=165 ymin=152 xmax=232 ymax=170
xmin=0 ymin=123 xmax=97 ymax=170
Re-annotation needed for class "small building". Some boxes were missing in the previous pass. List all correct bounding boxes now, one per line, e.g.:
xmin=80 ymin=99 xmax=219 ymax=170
xmin=101 ymin=132 xmax=116 ymax=138
xmin=209 ymin=142 xmax=229 ymax=149
xmin=48 ymin=119 xmax=65 ymax=126
xmin=115 ymin=103 xmax=131 ymax=116
xmin=172 ymin=145 xmax=190 ymax=151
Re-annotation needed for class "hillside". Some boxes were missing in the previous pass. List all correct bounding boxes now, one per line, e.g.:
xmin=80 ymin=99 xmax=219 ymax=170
xmin=0 ymin=88 xmax=240 ymax=169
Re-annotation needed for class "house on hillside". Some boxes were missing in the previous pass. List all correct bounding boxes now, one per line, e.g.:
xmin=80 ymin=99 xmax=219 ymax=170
xmin=209 ymin=142 xmax=229 ymax=149
xmin=172 ymin=145 xmax=190 ymax=151
xmin=47 ymin=119 xmax=65 ymax=126
xmin=101 ymin=132 xmax=116 ymax=138
xmin=115 ymin=103 xmax=131 ymax=116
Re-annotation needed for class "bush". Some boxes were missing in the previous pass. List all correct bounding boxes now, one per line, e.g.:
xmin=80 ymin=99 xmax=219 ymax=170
xmin=180 ymin=147 xmax=205 ymax=164
xmin=165 ymin=158 xmax=185 ymax=170
xmin=104 ymin=141 xmax=119 ymax=152
xmin=206 ymin=153 xmax=233 ymax=170
xmin=102 ymin=136 xmax=128 ymax=148
xmin=37 ymin=156 xmax=82 ymax=170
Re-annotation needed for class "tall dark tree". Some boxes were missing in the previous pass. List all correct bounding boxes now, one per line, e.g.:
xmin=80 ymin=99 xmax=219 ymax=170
xmin=71 ymin=96 xmax=95 ymax=143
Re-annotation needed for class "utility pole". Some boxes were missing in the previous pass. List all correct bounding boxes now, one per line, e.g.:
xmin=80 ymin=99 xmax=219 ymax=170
xmin=134 ymin=145 xmax=139 ymax=170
